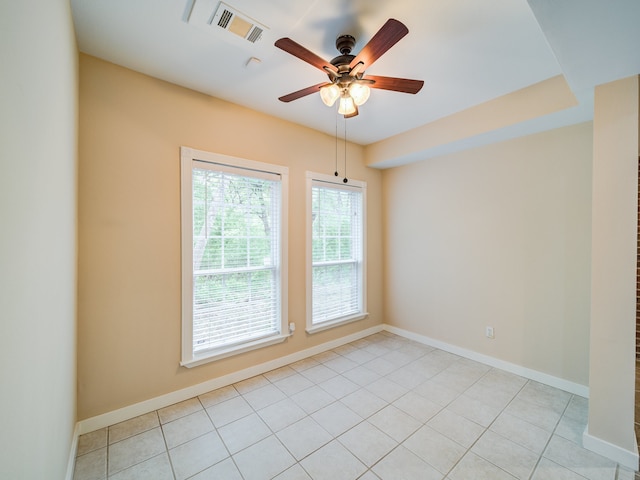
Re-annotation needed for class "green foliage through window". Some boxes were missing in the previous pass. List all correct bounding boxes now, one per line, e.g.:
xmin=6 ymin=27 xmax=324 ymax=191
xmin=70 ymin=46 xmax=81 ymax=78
xmin=191 ymin=166 xmax=281 ymax=352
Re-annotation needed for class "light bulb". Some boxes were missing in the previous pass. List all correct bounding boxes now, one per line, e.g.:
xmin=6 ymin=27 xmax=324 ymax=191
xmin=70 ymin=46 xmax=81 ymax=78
xmin=338 ymin=95 xmax=356 ymax=115
xmin=348 ymin=83 xmax=370 ymax=106
xmin=320 ymin=84 xmax=340 ymax=107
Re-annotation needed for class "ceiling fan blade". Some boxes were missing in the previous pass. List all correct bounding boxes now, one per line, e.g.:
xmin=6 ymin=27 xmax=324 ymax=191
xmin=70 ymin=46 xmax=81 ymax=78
xmin=278 ymin=82 xmax=332 ymax=103
xmin=365 ymin=75 xmax=424 ymax=94
xmin=349 ymin=18 xmax=409 ymax=71
xmin=275 ymin=38 xmax=338 ymax=74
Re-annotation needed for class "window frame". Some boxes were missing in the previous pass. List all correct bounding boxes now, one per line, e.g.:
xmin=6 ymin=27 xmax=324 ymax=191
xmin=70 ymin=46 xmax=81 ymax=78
xmin=305 ymin=171 xmax=368 ymax=334
xmin=180 ymin=146 xmax=289 ymax=367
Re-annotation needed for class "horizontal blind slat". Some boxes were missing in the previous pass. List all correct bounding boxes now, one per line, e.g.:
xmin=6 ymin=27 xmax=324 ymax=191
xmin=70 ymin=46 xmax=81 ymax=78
xmin=311 ymin=183 xmax=363 ymax=326
xmin=191 ymin=164 xmax=282 ymax=352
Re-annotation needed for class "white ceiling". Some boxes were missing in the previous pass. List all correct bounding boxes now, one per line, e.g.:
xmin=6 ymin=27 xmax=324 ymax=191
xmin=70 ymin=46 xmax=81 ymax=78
xmin=71 ymin=0 xmax=640 ymax=156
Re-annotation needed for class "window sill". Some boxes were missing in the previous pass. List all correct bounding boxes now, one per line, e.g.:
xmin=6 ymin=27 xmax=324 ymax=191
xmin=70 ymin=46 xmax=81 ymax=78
xmin=181 ymin=333 xmax=290 ymax=368
xmin=306 ymin=313 xmax=369 ymax=335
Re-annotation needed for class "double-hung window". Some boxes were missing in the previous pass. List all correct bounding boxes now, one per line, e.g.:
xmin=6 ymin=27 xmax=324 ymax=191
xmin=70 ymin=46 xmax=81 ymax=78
xmin=306 ymin=172 xmax=367 ymax=333
xmin=181 ymin=147 xmax=288 ymax=367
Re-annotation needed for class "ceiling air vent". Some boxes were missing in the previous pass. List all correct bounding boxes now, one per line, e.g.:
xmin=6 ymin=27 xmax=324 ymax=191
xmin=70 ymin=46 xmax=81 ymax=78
xmin=210 ymin=2 xmax=265 ymax=44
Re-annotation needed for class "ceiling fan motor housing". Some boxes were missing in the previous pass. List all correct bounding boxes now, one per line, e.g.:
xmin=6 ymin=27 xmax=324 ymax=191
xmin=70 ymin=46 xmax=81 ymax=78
xmin=335 ymin=34 xmax=356 ymax=55
xmin=331 ymin=35 xmax=356 ymax=70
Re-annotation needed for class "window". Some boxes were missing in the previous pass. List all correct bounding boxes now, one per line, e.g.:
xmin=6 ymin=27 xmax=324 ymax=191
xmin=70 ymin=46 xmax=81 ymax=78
xmin=181 ymin=147 xmax=288 ymax=367
xmin=306 ymin=172 xmax=367 ymax=333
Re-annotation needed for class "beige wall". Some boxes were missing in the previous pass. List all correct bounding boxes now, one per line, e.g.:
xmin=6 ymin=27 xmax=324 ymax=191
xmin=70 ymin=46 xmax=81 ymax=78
xmin=77 ymin=54 xmax=383 ymax=420
xmin=0 ymin=0 xmax=78 ymax=478
xmin=587 ymin=75 xmax=639 ymax=455
xmin=382 ymin=122 xmax=593 ymax=385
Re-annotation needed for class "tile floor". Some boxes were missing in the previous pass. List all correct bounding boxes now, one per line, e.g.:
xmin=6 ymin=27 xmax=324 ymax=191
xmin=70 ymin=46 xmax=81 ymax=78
xmin=74 ymin=332 xmax=637 ymax=480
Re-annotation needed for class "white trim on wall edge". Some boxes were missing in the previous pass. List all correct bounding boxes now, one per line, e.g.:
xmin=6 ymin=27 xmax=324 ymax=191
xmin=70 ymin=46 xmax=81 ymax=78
xmin=76 ymin=324 xmax=384 ymax=435
xmin=383 ymin=325 xmax=590 ymax=398
xmin=583 ymin=425 xmax=639 ymax=470
xmin=72 ymin=322 xmax=640 ymax=474
xmin=75 ymin=322 xmax=593 ymax=436
xmin=65 ymin=423 xmax=81 ymax=480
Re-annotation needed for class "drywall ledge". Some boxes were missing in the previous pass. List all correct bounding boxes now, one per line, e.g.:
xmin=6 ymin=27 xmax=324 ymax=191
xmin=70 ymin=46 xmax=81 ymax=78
xmin=365 ymin=75 xmax=586 ymax=169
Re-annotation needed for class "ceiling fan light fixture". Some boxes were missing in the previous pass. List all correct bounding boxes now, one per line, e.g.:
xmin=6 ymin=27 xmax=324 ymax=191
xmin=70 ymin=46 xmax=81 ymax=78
xmin=320 ymin=84 xmax=340 ymax=106
xmin=275 ymin=19 xmax=422 ymax=118
xmin=349 ymin=83 xmax=370 ymax=106
xmin=338 ymin=94 xmax=356 ymax=115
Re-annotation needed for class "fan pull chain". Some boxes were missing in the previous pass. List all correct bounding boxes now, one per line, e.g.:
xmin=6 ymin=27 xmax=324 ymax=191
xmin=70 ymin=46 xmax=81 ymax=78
xmin=343 ymin=116 xmax=348 ymax=183
xmin=334 ymin=113 xmax=339 ymax=177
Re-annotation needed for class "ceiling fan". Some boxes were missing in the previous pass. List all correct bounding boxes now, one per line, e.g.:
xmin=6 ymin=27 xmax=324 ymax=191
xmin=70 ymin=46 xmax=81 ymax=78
xmin=274 ymin=18 xmax=424 ymax=118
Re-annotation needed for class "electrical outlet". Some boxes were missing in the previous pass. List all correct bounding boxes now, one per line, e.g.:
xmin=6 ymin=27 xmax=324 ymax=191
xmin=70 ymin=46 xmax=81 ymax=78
xmin=486 ymin=326 xmax=495 ymax=339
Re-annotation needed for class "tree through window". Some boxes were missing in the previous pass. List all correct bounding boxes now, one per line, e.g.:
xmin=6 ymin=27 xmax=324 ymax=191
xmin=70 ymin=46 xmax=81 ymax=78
xmin=181 ymin=148 xmax=288 ymax=366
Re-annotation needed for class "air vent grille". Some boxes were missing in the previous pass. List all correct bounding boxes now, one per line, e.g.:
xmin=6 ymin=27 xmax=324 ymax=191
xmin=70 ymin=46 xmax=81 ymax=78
xmin=210 ymin=2 xmax=266 ymax=44
xmin=217 ymin=9 xmax=233 ymax=29
xmin=247 ymin=27 xmax=263 ymax=44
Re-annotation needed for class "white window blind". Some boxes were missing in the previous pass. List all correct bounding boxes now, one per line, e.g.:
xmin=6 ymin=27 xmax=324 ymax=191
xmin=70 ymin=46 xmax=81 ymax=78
xmin=181 ymin=147 xmax=288 ymax=366
xmin=309 ymin=177 xmax=365 ymax=328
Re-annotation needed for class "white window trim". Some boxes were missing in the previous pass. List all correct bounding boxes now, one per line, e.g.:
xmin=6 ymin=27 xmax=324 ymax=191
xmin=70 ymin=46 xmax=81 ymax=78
xmin=305 ymin=171 xmax=368 ymax=334
xmin=180 ymin=146 xmax=289 ymax=368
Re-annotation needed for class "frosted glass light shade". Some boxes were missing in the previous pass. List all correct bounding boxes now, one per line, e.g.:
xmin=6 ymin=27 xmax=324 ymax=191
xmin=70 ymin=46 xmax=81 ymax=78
xmin=349 ymin=83 xmax=370 ymax=106
xmin=338 ymin=95 xmax=356 ymax=115
xmin=320 ymin=84 xmax=340 ymax=106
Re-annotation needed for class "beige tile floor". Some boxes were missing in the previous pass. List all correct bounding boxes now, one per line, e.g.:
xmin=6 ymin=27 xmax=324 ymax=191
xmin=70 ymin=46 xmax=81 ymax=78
xmin=74 ymin=332 xmax=636 ymax=480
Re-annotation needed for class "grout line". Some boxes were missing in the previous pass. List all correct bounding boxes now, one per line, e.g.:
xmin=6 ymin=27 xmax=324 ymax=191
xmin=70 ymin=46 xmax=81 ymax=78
xmin=524 ymin=391 xmax=574 ymax=480
xmin=158 ymin=405 xmax=177 ymax=480
xmin=442 ymin=371 xmax=531 ymax=479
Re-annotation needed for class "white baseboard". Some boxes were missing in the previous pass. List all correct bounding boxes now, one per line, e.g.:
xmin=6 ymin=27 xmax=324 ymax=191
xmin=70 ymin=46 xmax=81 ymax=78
xmin=65 ymin=422 xmax=80 ymax=480
xmin=76 ymin=324 xmax=384 ymax=435
xmin=383 ymin=324 xmax=590 ymax=398
xmin=78 ymin=322 xmax=592 ymax=435
xmin=583 ymin=425 xmax=639 ymax=470
xmin=73 ymin=322 xmax=640 ymax=473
